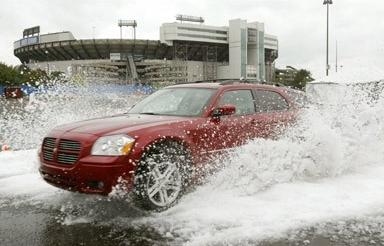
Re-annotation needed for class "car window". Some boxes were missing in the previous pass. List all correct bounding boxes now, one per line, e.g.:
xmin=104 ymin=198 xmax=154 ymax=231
xmin=284 ymin=88 xmax=307 ymax=108
xmin=219 ymin=90 xmax=255 ymax=115
xmin=254 ymin=90 xmax=289 ymax=113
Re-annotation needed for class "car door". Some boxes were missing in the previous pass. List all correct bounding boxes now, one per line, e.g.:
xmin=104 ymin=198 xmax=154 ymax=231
xmin=251 ymin=89 xmax=292 ymax=138
xmin=212 ymin=89 xmax=257 ymax=149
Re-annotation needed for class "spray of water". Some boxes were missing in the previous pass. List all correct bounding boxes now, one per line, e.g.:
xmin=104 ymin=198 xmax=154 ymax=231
xmin=1 ymin=79 xmax=384 ymax=244
xmin=0 ymin=80 xmax=145 ymax=150
xmin=133 ymin=81 xmax=384 ymax=244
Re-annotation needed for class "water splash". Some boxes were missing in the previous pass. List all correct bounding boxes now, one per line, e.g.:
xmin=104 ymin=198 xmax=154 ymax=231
xmin=0 ymin=80 xmax=145 ymax=150
xmin=1 ymin=79 xmax=384 ymax=244
xmin=134 ymin=81 xmax=384 ymax=245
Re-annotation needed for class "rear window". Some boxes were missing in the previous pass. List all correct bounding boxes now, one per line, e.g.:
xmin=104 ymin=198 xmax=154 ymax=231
xmin=284 ymin=89 xmax=307 ymax=108
xmin=254 ymin=90 xmax=289 ymax=113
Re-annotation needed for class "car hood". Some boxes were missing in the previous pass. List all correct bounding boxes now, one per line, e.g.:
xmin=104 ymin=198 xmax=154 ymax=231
xmin=53 ymin=114 xmax=189 ymax=136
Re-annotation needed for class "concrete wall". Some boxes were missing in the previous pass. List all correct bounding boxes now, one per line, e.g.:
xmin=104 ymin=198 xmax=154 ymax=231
xmin=160 ymin=19 xmax=278 ymax=82
xmin=27 ymin=59 xmax=108 ymax=75
xmin=160 ymin=22 xmax=228 ymax=45
xmin=217 ymin=65 xmax=231 ymax=79
xmin=228 ymin=19 xmax=248 ymax=79
xmin=246 ymin=22 xmax=265 ymax=81
xmin=264 ymin=34 xmax=278 ymax=50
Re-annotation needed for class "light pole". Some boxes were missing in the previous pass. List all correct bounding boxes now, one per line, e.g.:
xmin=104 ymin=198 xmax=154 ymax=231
xmin=45 ymin=50 xmax=50 ymax=75
xmin=335 ymin=40 xmax=338 ymax=72
xmin=324 ymin=0 xmax=333 ymax=76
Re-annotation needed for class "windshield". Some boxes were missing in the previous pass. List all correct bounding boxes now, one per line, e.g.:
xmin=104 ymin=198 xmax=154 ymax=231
xmin=128 ymin=87 xmax=216 ymax=116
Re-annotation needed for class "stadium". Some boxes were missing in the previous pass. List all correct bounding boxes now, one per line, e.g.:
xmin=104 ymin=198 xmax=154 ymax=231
xmin=14 ymin=16 xmax=278 ymax=84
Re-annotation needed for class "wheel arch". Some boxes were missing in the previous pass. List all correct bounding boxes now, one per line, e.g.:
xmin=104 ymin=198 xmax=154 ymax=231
xmin=139 ymin=136 xmax=192 ymax=160
xmin=128 ymin=133 xmax=195 ymax=169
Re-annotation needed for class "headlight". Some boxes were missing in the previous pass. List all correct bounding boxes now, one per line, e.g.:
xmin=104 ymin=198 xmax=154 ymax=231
xmin=91 ymin=134 xmax=135 ymax=156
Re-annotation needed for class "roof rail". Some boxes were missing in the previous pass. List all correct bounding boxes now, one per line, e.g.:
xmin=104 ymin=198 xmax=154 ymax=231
xmin=191 ymin=78 xmax=237 ymax=83
xmin=175 ymin=79 xmax=236 ymax=85
xmin=219 ymin=79 xmax=265 ymax=85
xmin=272 ymin=82 xmax=286 ymax=87
xmin=176 ymin=78 xmax=271 ymax=85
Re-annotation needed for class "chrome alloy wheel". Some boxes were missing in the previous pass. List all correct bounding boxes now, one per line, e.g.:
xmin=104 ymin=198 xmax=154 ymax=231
xmin=146 ymin=161 xmax=182 ymax=207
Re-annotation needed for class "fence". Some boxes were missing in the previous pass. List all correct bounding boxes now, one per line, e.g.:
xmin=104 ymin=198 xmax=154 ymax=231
xmin=0 ymin=84 xmax=155 ymax=97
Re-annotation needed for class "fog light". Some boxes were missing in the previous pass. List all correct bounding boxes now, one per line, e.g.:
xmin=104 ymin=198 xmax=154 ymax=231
xmin=88 ymin=181 xmax=104 ymax=190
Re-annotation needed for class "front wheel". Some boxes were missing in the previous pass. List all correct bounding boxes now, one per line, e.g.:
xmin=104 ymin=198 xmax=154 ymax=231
xmin=133 ymin=141 xmax=192 ymax=211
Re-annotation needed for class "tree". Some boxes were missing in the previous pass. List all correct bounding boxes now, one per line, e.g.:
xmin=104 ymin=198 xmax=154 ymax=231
xmin=0 ymin=63 xmax=19 ymax=86
xmin=291 ymin=69 xmax=314 ymax=89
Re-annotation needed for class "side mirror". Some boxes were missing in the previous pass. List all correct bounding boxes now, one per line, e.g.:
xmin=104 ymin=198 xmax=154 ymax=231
xmin=212 ymin=104 xmax=236 ymax=117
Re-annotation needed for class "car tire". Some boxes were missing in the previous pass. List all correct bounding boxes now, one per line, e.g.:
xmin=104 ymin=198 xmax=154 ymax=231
xmin=133 ymin=141 xmax=193 ymax=211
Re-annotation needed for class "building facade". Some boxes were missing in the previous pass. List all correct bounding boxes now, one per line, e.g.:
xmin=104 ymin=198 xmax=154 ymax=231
xmin=14 ymin=18 xmax=278 ymax=84
xmin=160 ymin=19 xmax=278 ymax=82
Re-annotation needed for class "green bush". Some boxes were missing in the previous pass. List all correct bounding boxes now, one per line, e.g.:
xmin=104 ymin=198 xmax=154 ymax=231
xmin=0 ymin=63 xmax=19 ymax=86
xmin=0 ymin=62 xmax=65 ymax=87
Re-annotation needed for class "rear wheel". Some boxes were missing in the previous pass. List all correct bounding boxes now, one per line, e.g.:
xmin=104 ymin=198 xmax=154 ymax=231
xmin=133 ymin=141 xmax=192 ymax=211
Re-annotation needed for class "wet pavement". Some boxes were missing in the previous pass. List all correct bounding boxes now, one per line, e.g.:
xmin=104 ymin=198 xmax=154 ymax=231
xmin=1 ymin=196 xmax=384 ymax=246
xmin=0 ymin=197 xmax=171 ymax=246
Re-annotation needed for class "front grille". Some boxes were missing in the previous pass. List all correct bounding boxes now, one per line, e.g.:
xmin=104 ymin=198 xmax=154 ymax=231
xmin=44 ymin=137 xmax=56 ymax=149
xmin=57 ymin=139 xmax=81 ymax=165
xmin=43 ymin=151 xmax=54 ymax=161
xmin=57 ymin=153 xmax=79 ymax=165
xmin=42 ymin=137 xmax=56 ymax=161
xmin=59 ymin=139 xmax=81 ymax=152
xmin=42 ymin=138 xmax=82 ymax=165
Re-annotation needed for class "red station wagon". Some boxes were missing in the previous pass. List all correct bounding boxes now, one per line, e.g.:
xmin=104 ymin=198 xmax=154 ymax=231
xmin=39 ymin=81 xmax=299 ymax=210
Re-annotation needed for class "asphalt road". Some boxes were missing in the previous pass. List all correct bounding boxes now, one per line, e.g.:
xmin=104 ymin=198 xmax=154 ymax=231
xmin=1 ymin=195 xmax=384 ymax=246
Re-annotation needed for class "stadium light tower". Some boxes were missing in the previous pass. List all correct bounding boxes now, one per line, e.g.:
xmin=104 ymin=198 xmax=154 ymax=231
xmin=323 ymin=0 xmax=333 ymax=76
xmin=176 ymin=14 xmax=205 ymax=24
xmin=118 ymin=20 xmax=137 ymax=40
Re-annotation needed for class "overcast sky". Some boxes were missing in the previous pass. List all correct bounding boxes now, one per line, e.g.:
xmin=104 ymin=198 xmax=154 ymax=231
xmin=1 ymin=0 xmax=384 ymax=78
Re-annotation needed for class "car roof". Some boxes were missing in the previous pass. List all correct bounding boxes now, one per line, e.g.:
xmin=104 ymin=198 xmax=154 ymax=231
xmin=167 ymin=82 xmax=222 ymax=89
xmin=165 ymin=81 xmax=283 ymax=90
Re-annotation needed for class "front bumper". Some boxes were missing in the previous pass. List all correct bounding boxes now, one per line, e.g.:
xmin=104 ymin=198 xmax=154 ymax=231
xmin=39 ymin=159 xmax=134 ymax=195
xmin=39 ymin=131 xmax=137 ymax=195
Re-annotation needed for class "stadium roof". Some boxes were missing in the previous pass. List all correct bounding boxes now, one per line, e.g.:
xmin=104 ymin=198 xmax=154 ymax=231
xmin=14 ymin=37 xmax=229 ymax=63
xmin=14 ymin=39 xmax=172 ymax=63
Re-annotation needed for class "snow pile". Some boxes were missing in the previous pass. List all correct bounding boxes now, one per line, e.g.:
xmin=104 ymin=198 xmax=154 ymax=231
xmin=0 ymin=150 xmax=37 ymax=179
xmin=0 ymin=150 xmax=58 ymax=199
